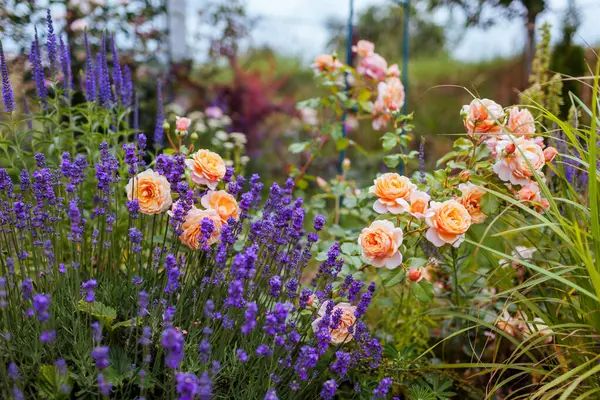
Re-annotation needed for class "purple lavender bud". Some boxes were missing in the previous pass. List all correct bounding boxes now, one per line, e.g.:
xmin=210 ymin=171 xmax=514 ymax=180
xmin=91 ymin=346 xmax=109 ymax=370
xmin=372 ymin=377 xmax=392 ymax=399
xmin=162 ymin=327 xmax=184 ymax=369
xmin=241 ymin=301 xmax=257 ymax=335
xmin=223 ymin=166 xmax=234 ymax=184
xmin=236 ymin=349 xmax=248 ymax=363
xmin=256 ymin=344 xmax=272 ymax=357
xmin=269 ymin=275 xmax=281 ymax=298
xmin=54 ymin=359 xmax=67 ymax=375
xmin=153 ymin=79 xmax=164 ymax=147
xmin=59 ymin=36 xmax=72 ymax=92
xmin=313 ymin=215 xmax=325 ymax=231
xmin=46 ymin=10 xmax=57 ymax=73
xmin=129 ymin=227 xmax=143 ymax=253
xmin=0 ymin=41 xmax=14 ymax=112
xmin=330 ymin=351 xmax=351 ymax=376
xmin=354 ymin=282 xmax=375 ymax=319
xmin=176 ymin=372 xmax=199 ymax=400
xmin=137 ymin=290 xmax=150 ymax=316
xmin=210 ymin=360 xmax=220 ymax=376
xmin=91 ymin=321 xmax=102 ymax=343
xmin=198 ymin=338 xmax=210 ymax=363
xmin=33 ymin=293 xmax=51 ymax=322
xmin=8 ymin=363 xmax=19 ymax=381
xmin=84 ymin=32 xmax=95 ymax=101
xmin=81 ymin=279 xmax=97 ymax=303
xmin=98 ymin=33 xmax=112 ymax=107
xmin=110 ymin=35 xmax=122 ymax=104
xmin=204 ymin=300 xmax=215 ymax=318
xmin=139 ymin=326 xmax=152 ymax=347
xmin=30 ymin=29 xmax=48 ymax=106
xmin=22 ymin=279 xmax=33 ymax=300
xmin=264 ymin=389 xmax=278 ymax=400
xmin=97 ymin=373 xmax=112 ymax=395
xmin=0 ymin=277 xmax=6 ymax=309
xmin=40 ymin=330 xmax=56 ymax=343
xmin=12 ymin=387 xmax=23 ymax=400
xmin=198 ymin=372 xmax=212 ymax=400
xmin=320 ymin=379 xmax=337 ymax=400
xmin=294 ymin=346 xmax=318 ymax=381
xmin=225 ymin=279 xmax=245 ymax=309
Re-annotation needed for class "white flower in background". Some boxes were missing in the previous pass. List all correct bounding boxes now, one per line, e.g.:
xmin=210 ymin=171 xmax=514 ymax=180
xmin=195 ymin=121 xmax=207 ymax=133
xmin=229 ymin=132 xmax=247 ymax=146
xmin=207 ymin=118 xmax=221 ymax=129
xmin=500 ymin=246 xmax=536 ymax=269
xmin=299 ymin=108 xmax=318 ymax=126
xmin=240 ymin=156 xmax=250 ymax=165
xmin=220 ymin=115 xmax=232 ymax=126
xmin=215 ymin=131 xmax=228 ymax=142
xmin=223 ymin=142 xmax=234 ymax=150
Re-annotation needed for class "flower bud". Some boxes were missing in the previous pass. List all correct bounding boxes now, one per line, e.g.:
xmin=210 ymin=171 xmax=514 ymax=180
xmin=459 ymin=170 xmax=470 ymax=182
xmin=316 ymin=177 xmax=328 ymax=190
xmin=505 ymin=143 xmax=516 ymax=155
xmin=342 ymin=158 xmax=351 ymax=171
xmin=190 ymin=132 xmax=199 ymax=140
xmin=408 ymin=267 xmax=424 ymax=282
xmin=388 ymin=102 xmax=399 ymax=112
xmin=307 ymin=294 xmax=315 ymax=307
xmin=543 ymin=146 xmax=558 ymax=163
xmin=162 ymin=120 xmax=170 ymax=131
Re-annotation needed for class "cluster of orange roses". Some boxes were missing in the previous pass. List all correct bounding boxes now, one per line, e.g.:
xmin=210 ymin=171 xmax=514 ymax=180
xmin=462 ymin=98 xmax=558 ymax=210
xmin=125 ymin=149 xmax=239 ymax=250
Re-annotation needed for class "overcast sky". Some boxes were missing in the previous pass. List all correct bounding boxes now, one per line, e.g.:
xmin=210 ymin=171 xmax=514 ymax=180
xmin=211 ymin=0 xmax=600 ymax=63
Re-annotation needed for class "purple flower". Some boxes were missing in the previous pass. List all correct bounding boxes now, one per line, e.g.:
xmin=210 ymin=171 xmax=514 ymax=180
xmin=330 ymin=351 xmax=351 ymax=376
xmin=354 ymin=282 xmax=375 ymax=319
xmin=263 ymin=302 xmax=291 ymax=336
xmin=129 ymin=227 xmax=143 ymax=253
xmin=210 ymin=360 xmax=220 ymax=376
xmin=8 ymin=363 xmax=19 ymax=381
xmin=140 ymin=326 xmax=152 ymax=347
xmin=91 ymin=346 xmax=109 ymax=370
xmin=236 ymin=349 xmax=248 ymax=363
xmin=81 ymin=279 xmax=97 ymax=303
xmin=223 ymin=166 xmax=234 ymax=184
xmin=198 ymin=372 xmax=212 ymax=400
xmin=30 ymin=28 xmax=47 ymax=105
xmin=198 ymin=338 xmax=210 ymax=363
xmin=21 ymin=279 xmax=33 ymax=300
xmin=162 ymin=328 xmax=184 ymax=369
xmin=154 ymin=79 xmax=164 ymax=147
xmin=33 ymin=294 xmax=51 ymax=322
xmin=256 ymin=344 xmax=272 ymax=357
xmin=373 ymin=377 xmax=392 ymax=399
xmin=110 ymin=35 xmax=122 ymax=104
xmin=225 ymin=279 xmax=245 ymax=309
xmin=46 ymin=10 xmax=57 ymax=73
xmin=241 ymin=302 xmax=257 ymax=335
xmin=54 ymin=359 xmax=67 ymax=375
xmin=122 ymin=65 xmax=133 ymax=107
xmin=0 ymin=41 xmax=14 ymax=112
xmin=98 ymin=33 xmax=112 ymax=107
xmin=97 ymin=373 xmax=112 ymax=395
xmin=176 ymin=372 xmax=199 ymax=400
xmin=84 ymin=32 xmax=95 ymax=101
xmin=12 ymin=386 xmax=23 ymax=400
xmin=264 ymin=389 xmax=278 ymax=400
xmin=0 ymin=277 xmax=6 ymax=309
xmin=59 ymin=36 xmax=72 ymax=92
xmin=294 ymin=346 xmax=318 ymax=380
xmin=320 ymin=379 xmax=337 ymax=400
xmin=138 ymin=291 xmax=150 ymax=316
xmin=40 ymin=330 xmax=56 ymax=343
xmin=91 ymin=321 xmax=102 ymax=343
xmin=269 ymin=275 xmax=281 ymax=298
xmin=314 ymin=215 xmax=325 ymax=231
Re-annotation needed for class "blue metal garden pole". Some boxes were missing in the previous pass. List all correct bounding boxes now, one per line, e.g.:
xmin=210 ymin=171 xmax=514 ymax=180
xmin=338 ymin=0 xmax=354 ymax=175
xmin=396 ymin=0 xmax=410 ymax=175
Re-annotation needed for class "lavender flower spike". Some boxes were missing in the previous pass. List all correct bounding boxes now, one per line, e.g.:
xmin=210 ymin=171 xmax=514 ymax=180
xmin=46 ymin=10 xmax=58 ymax=73
xmin=98 ymin=33 xmax=112 ymax=107
xmin=0 ymin=41 xmax=14 ymax=112
xmin=59 ymin=36 xmax=72 ymax=92
xmin=154 ymin=79 xmax=164 ymax=148
xmin=84 ymin=32 xmax=96 ymax=101
xmin=30 ymin=28 xmax=48 ymax=105
xmin=110 ymin=35 xmax=122 ymax=104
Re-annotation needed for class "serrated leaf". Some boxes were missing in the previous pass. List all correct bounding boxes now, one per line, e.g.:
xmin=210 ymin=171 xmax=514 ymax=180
xmin=78 ymin=300 xmax=117 ymax=326
xmin=104 ymin=347 xmax=133 ymax=387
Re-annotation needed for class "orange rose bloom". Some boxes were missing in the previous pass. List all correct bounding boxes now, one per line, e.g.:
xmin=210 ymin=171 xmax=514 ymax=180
xmin=201 ymin=190 xmax=240 ymax=223
xmin=125 ymin=169 xmax=172 ymax=214
xmin=185 ymin=149 xmax=226 ymax=190
xmin=458 ymin=183 xmax=487 ymax=224
xmin=358 ymin=220 xmax=403 ymax=269
xmin=425 ymin=200 xmax=472 ymax=247
xmin=311 ymin=302 xmax=357 ymax=344
xmin=311 ymin=54 xmax=342 ymax=73
xmin=461 ymin=98 xmax=504 ymax=134
xmin=493 ymin=137 xmax=545 ymax=185
xmin=507 ymin=106 xmax=535 ymax=137
xmin=370 ymin=173 xmax=416 ymax=214
xmin=179 ymin=208 xmax=222 ymax=250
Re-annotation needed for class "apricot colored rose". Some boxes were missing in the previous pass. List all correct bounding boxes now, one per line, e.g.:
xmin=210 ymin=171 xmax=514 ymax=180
xmin=370 ymin=173 xmax=416 ymax=214
xmin=185 ymin=149 xmax=226 ymax=190
xmin=175 ymin=116 xmax=192 ymax=132
xmin=425 ymin=200 xmax=472 ymax=247
xmin=311 ymin=301 xmax=357 ymax=345
xmin=358 ymin=220 xmax=403 ymax=269
xmin=397 ymin=191 xmax=433 ymax=219
xmin=125 ymin=169 xmax=172 ymax=215
xmin=351 ymin=40 xmax=375 ymax=57
xmin=375 ymin=77 xmax=405 ymax=112
xmin=458 ymin=183 xmax=487 ymax=224
xmin=179 ymin=208 xmax=222 ymax=250
xmin=201 ymin=190 xmax=240 ymax=223
xmin=543 ymin=146 xmax=558 ymax=163
xmin=462 ymin=98 xmax=504 ymax=134
xmin=507 ymin=106 xmax=535 ymax=137
xmin=493 ymin=137 xmax=545 ymax=185
xmin=312 ymin=54 xmax=342 ymax=73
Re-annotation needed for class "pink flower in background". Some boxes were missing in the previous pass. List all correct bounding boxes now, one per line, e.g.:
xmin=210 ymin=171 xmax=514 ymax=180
xmin=352 ymin=40 xmax=375 ymax=57
xmin=387 ymin=64 xmax=400 ymax=77
xmin=311 ymin=54 xmax=342 ymax=73
xmin=175 ymin=116 xmax=192 ymax=132
xmin=357 ymin=53 xmax=388 ymax=81
xmin=543 ymin=147 xmax=558 ymax=162
xmin=374 ymin=77 xmax=405 ymax=112
xmin=205 ymin=106 xmax=223 ymax=119
xmin=507 ymin=106 xmax=535 ymax=137
xmin=70 ymin=19 xmax=89 ymax=32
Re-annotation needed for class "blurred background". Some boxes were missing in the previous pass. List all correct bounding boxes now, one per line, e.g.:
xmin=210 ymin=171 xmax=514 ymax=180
xmin=1 ymin=0 xmax=599 ymax=182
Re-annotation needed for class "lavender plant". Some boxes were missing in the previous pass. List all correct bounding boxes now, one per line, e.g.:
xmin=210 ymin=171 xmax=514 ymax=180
xmin=0 ymin=16 xmax=384 ymax=400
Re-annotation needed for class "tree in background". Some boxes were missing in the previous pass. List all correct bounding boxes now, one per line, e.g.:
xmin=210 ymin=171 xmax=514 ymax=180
xmin=427 ymin=0 xmax=548 ymax=80
xmin=327 ymin=3 xmax=446 ymax=62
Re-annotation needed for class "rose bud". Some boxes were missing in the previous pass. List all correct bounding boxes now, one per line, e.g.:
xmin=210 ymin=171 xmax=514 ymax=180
xmin=408 ymin=267 xmax=424 ymax=282
xmin=543 ymin=146 xmax=558 ymax=163
xmin=162 ymin=120 xmax=170 ymax=131
xmin=459 ymin=170 xmax=471 ymax=182
xmin=190 ymin=132 xmax=199 ymax=140
xmin=307 ymin=294 xmax=315 ymax=307
xmin=316 ymin=177 xmax=329 ymax=190
xmin=388 ymin=101 xmax=399 ymax=112
xmin=342 ymin=158 xmax=351 ymax=171
xmin=505 ymin=143 xmax=516 ymax=155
